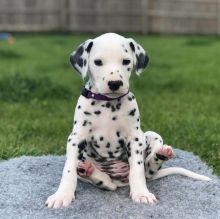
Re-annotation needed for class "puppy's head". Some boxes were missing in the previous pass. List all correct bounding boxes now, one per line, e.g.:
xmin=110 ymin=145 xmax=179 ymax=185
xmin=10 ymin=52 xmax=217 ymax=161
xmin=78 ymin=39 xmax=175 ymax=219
xmin=70 ymin=33 xmax=149 ymax=96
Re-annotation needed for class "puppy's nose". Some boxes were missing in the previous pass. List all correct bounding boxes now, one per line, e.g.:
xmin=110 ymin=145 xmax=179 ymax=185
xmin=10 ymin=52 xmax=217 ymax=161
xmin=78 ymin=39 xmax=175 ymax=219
xmin=108 ymin=80 xmax=123 ymax=91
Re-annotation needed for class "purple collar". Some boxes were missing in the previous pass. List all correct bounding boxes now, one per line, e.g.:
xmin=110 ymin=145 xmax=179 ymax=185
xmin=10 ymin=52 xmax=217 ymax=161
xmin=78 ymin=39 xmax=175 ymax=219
xmin=81 ymin=87 xmax=129 ymax=101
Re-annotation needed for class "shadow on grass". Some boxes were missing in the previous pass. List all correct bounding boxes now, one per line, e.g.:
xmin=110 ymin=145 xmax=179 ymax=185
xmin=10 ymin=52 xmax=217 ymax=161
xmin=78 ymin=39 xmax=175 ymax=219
xmin=0 ymin=49 xmax=23 ymax=59
xmin=0 ymin=74 xmax=72 ymax=102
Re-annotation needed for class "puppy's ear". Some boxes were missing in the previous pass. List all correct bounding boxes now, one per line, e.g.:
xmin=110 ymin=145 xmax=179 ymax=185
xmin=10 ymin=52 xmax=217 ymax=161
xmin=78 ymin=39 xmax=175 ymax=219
xmin=127 ymin=38 xmax=149 ymax=76
xmin=70 ymin=39 xmax=93 ymax=79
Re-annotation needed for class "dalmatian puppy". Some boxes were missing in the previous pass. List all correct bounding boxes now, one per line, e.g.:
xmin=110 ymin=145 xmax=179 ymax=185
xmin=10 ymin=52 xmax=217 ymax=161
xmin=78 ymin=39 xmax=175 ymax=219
xmin=45 ymin=33 xmax=210 ymax=208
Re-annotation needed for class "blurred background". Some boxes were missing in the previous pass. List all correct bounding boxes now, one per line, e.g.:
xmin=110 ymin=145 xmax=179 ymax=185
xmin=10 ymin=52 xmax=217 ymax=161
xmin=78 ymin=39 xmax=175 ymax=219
xmin=0 ymin=0 xmax=220 ymax=176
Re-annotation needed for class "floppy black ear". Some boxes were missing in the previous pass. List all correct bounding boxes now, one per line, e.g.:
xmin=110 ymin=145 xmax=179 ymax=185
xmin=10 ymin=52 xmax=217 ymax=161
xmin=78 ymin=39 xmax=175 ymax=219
xmin=127 ymin=38 xmax=149 ymax=75
xmin=70 ymin=39 xmax=93 ymax=79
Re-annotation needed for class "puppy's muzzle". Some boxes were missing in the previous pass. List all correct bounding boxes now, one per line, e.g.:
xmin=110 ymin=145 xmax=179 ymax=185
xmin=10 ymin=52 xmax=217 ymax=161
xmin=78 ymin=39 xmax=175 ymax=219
xmin=108 ymin=80 xmax=123 ymax=91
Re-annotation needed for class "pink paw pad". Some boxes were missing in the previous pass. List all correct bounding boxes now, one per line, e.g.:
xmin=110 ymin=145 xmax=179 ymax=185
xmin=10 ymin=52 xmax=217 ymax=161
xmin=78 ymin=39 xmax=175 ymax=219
xmin=77 ymin=161 xmax=95 ymax=177
xmin=157 ymin=146 xmax=174 ymax=160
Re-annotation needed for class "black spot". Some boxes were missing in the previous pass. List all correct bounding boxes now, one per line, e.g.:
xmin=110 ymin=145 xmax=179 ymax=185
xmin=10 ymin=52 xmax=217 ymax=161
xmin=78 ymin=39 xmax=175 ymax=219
xmin=129 ymin=108 xmax=136 ymax=116
xmin=137 ymin=53 xmax=149 ymax=70
xmin=112 ymin=116 xmax=117 ymax=121
xmin=129 ymin=42 xmax=135 ymax=52
xmin=96 ymin=181 xmax=103 ymax=186
xmin=73 ymin=132 xmax=77 ymax=135
xmin=116 ymin=131 xmax=120 ymax=137
xmin=136 ymin=150 xmax=139 ymax=154
xmin=78 ymin=153 xmax=83 ymax=160
xmin=106 ymin=142 xmax=111 ymax=148
xmin=106 ymin=102 xmax=111 ymax=108
xmin=94 ymin=144 xmax=100 ymax=148
xmin=118 ymin=139 xmax=125 ymax=147
xmin=91 ymin=136 xmax=94 ymax=140
xmin=77 ymin=57 xmax=83 ymax=68
xmin=127 ymin=68 xmax=131 ymax=71
xmin=100 ymin=137 xmax=104 ymax=141
xmin=139 ymin=143 xmax=142 ymax=146
xmin=78 ymin=140 xmax=87 ymax=150
xmin=67 ymin=170 xmax=71 ymax=173
xmin=83 ymin=59 xmax=87 ymax=66
xmin=137 ymin=161 xmax=141 ymax=165
xmin=108 ymin=151 xmax=115 ymax=158
xmin=116 ymin=103 xmax=121 ymax=110
xmin=114 ymin=150 xmax=119 ymax=154
xmin=128 ymin=96 xmax=132 ymax=101
xmin=135 ymin=137 xmax=139 ymax=141
xmin=77 ymin=105 xmax=81 ymax=109
xmin=111 ymin=106 xmax=116 ymax=112
xmin=125 ymin=49 xmax=128 ymax=53
xmin=89 ymin=129 xmax=92 ymax=133
xmin=77 ymin=46 xmax=84 ymax=56
xmin=156 ymin=153 xmax=168 ymax=161
xmin=68 ymin=138 xmax=71 ymax=142
xmin=132 ymin=95 xmax=135 ymax=99
xmin=74 ymin=120 xmax=77 ymax=124
xmin=155 ymin=137 xmax=158 ymax=140
xmin=70 ymin=48 xmax=84 ymax=72
xmin=72 ymin=143 xmax=76 ymax=146
xmin=94 ymin=110 xmax=101 ymax=115
xmin=137 ymin=118 xmax=140 ymax=122
xmin=84 ymin=111 xmax=91 ymax=115
xmin=91 ymin=101 xmax=96 ymax=105
xmin=149 ymin=170 xmax=155 ymax=175
xmin=136 ymin=127 xmax=139 ymax=130
xmin=82 ymin=120 xmax=88 ymax=126
xmin=154 ymin=158 xmax=159 ymax=162
xmin=86 ymin=41 xmax=93 ymax=53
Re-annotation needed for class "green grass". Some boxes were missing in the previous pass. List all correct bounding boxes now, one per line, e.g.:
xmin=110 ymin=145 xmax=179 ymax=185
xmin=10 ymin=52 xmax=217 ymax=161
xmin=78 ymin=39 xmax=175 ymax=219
xmin=0 ymin=33 xmax=220 ymax=176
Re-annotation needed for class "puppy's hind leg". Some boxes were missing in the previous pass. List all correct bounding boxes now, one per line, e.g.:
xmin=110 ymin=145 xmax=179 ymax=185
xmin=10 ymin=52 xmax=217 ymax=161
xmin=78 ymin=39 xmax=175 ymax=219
xmin=144 ymin=131 xmax=174 ymax=179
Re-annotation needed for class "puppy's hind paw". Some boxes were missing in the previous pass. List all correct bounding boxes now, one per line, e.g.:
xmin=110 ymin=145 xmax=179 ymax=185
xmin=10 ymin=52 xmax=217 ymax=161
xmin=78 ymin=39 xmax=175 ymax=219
xmin=156 ymin=145 xmax=174 ymax=161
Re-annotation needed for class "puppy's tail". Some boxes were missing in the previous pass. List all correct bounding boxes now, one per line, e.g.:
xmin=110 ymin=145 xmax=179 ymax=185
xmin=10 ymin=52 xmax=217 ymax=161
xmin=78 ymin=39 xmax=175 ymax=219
xmin=148 ymin=167 xmax=211 ymax=181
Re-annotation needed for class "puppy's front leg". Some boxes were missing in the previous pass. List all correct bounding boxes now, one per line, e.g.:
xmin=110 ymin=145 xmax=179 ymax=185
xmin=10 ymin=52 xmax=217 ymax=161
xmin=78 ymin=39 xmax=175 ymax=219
xmin=45 ymin=133 xmax=80 ymax=208
xmin=129 ymin=132 xmax=158 ymax=204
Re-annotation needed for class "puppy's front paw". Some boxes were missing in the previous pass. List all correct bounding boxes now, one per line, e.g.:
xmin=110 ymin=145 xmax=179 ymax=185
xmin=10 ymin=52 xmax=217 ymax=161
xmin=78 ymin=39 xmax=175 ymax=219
xmin=45 ymin=191 xmax=75 ymax=208
xmin=130 ymin=191 xmax=158 ymax=204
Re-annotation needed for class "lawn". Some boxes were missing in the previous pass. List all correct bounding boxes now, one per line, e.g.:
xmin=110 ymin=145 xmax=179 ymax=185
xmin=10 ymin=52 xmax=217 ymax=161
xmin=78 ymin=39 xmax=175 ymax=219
xmin=0 ymin=33 xmax=220 ymax=176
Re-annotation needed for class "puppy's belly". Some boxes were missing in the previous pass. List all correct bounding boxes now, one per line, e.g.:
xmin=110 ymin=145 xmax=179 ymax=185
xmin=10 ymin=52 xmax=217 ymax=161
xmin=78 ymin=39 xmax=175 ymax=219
xmin=83 ymin=140 xmax=129 ymax=182
xmin=95 ymin=160 xmax=129 ymax=183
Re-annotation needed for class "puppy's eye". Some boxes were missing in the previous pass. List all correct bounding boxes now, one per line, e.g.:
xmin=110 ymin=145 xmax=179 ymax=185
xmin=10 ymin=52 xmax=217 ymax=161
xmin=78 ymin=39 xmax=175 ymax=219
xmin=122 ymin=59 xmax=131 ymax=65
xmin=94 ymin=59 xmax=103 ymax=66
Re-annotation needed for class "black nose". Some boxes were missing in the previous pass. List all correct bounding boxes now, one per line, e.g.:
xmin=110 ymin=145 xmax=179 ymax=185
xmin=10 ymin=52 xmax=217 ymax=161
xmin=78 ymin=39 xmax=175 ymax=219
xmin=108 ymin=80 xmax=123 ymax=91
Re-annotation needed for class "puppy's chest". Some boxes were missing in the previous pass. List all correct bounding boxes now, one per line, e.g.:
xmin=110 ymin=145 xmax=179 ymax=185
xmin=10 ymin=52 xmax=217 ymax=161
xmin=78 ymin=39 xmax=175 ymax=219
xmin=85 ymin=129 xmax=128 ymax=162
